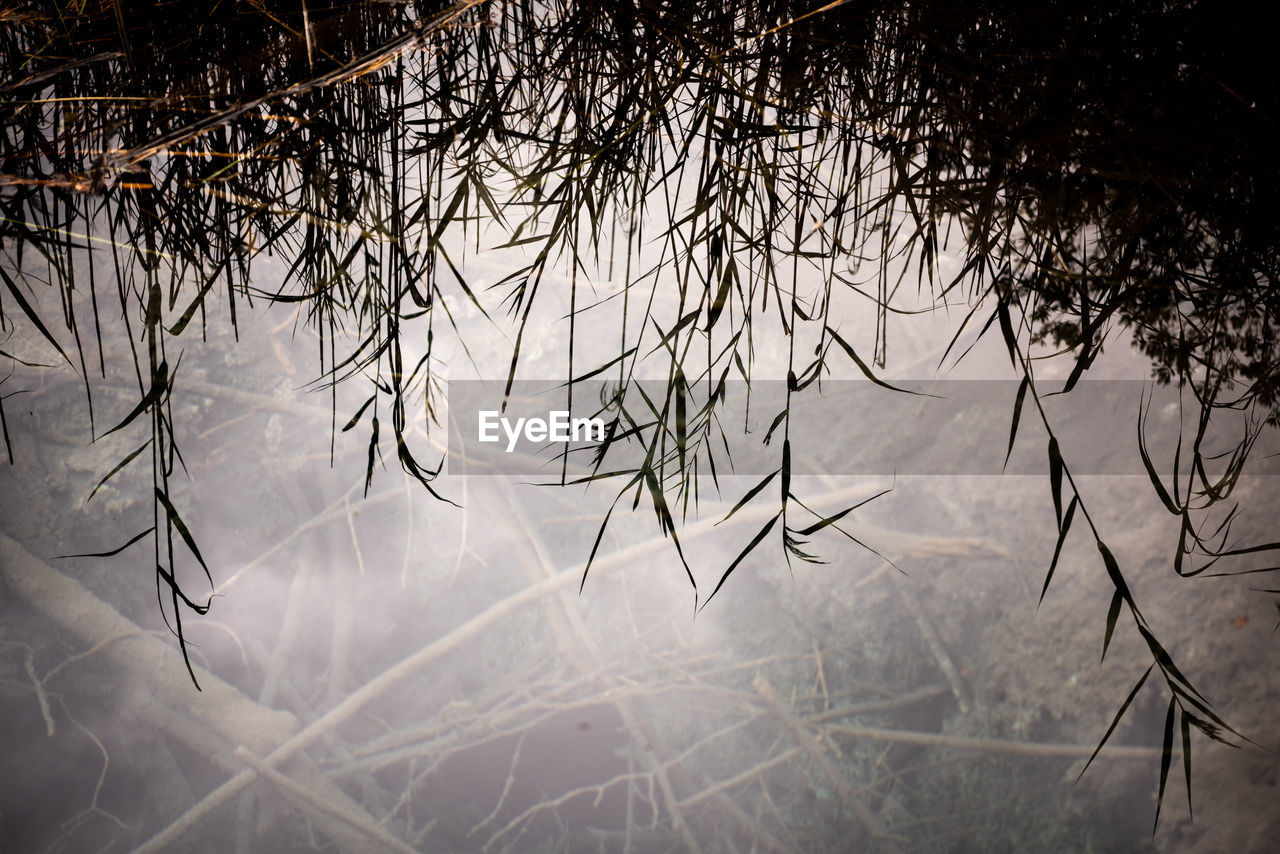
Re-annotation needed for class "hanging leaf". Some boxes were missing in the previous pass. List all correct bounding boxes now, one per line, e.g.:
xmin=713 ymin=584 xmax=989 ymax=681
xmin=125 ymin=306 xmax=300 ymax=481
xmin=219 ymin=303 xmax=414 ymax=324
xmin=1076 ymin=664 xmax=1153 ymax=784
xmin=1040 ymin=495 xmax=1077 ymax=606
xmin=701 ymin=513 xmax=779 ymax=610
xmin=1005 ymin=374 xmax=1030 ymax=469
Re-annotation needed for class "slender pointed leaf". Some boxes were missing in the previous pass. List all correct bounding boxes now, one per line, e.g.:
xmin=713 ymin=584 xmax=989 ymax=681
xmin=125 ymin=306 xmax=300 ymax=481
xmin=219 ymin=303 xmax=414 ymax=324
xmin=702 ymin=513 xmax=779 ymax=610
xmin=1049 ymin=437 xmax=1064 ymax=528
xmin=1005 ymin=374 xmax=1030 ymax=469
xmin=58 ymin=526 xmax=155 ymax=559
xmin=1181 ymin=706 xmax=1193 ymax=821
xmin=718 ymin=470 xmax=778 ymax=524
xmin=1153 ymin=698 xmax=1177 ymax=835
xmin=1101 ymin=589 xmax=1123 ymax=662
xmin=1040 ymin=495 xmax=1077 ymax=606
xmin=87 ymin=440 xmax=150 ymax=502
xmin=154 ymin=488 xmax=211 ymax=586
xmin=1076 ymin=664 xmax=1153 ymax=784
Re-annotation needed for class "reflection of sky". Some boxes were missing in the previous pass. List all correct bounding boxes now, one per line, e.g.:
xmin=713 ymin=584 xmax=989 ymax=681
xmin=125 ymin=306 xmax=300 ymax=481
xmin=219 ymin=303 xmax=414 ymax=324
xmin=2 ymin=11 xmax=1280 ymax=854
xmin=4 ymin=234 xmax=1278 ymax=852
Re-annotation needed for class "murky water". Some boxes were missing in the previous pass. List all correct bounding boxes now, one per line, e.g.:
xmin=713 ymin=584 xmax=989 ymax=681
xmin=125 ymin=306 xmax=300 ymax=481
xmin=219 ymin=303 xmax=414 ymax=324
xmin=2 ymin=2 xmax=1279 ymax=852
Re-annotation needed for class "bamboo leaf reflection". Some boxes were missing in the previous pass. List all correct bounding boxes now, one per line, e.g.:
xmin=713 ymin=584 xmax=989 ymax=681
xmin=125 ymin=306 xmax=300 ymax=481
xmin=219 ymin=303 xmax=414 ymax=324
xmin=1 ymin=0 xmax=1279 ymax=835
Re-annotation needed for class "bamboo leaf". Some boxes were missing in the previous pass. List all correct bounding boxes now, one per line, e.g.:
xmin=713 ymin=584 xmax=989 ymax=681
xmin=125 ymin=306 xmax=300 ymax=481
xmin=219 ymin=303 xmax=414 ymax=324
xmin=1076 ymin=664 xmax=1153 ymax=784
xmin=342 ymin=394 xmax=377 ymax=432
xmin=101 ymin=360 xmax=169 ymax=439
xmin=762 ymin=408 xmax=787 ymax=445
xmin=155 ymin=488 xmax=212 ymax=587
xmin=701 ymin=513 xmax=779 ymax=610
xmin=996 ymin=295 xmax=1019 ymax=362
xmin=794 ymin=503 xmax=859 ymax=537
xmin=1153 ymin=698 xmax=1176 ymax=835
xmin=647 ymin=310 xmax=702 ymax=357
xmin=1181 ymin=705 xmax=1193 ymax=821
xmin=705 ymin=256 xmax=736 ymax=330
xmin=365 ymin=415 xmax=380 ymax=495
xmin=431 ymin=179 xmax=469 ymax=244
xmin=718 ymin=470 xmax=778 ymax=524
xmin=167 ymin=276 xmax=216 ymax=336
xmin=1101 ymin=589 xmax=1123 ymax=662
xmin=1136 ymin=623 xmax=1202 ymax=703
xmin=58 ymin=526 xmax=155 ymax=559
xmin=1048 ymin=437 xmax=1064 ymax=529
xmin=1097 ymin=541 xmax=1137 ymax=618
xmin=580 ymin=486 xmax=631 ymax=592
xmin=825 ymin=325 xmax=935 ymax=396
xmin=674 ymin=368 xmax=687 ymax=473
xmin=1005 ymin=374 xmax=1029 ymax=469
xmin=1138 ymin=391 xmax=1179 ymax=514
xmin=0 ymin=263 xmax=70 ymax=365
xmin=780 ymin=438 xmax=791 ymax=512
xmin=1040 ymin=495 xmax=1077 ymax=606
xmin=87 ymin=440 xmax=150 ymax=502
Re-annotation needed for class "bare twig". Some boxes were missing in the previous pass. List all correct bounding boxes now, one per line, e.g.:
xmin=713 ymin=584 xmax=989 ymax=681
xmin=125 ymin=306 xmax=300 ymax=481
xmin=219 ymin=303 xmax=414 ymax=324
xmin=122 ymin=483 xmax=890 ymax=852
xmin=676 ymin=747 xmax=801 ymax=810
xmin=0 ymin=533 xmax=420 ymax=854
xmin=468 ymin=733 xmax=526 ymax=837
xmin=889 ymin=576 xmax=972 ymax=714
xmin=753 ymin=673 xmax=905 ymax=847
xmin=824 ymin=723 xmax=1164 ymax=760
xmin=23 ymin=646 xmax=55 ymax=736
xmin=233 ymin=746 xmax=420 ymax=854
